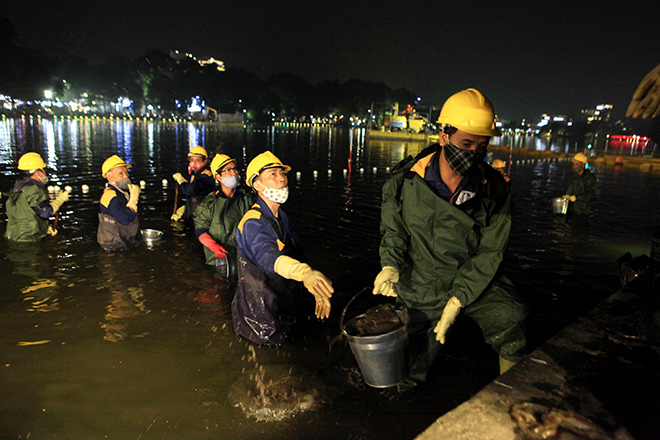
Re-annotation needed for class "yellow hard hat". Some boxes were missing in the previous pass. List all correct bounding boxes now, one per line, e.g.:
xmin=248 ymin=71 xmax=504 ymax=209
xmin=18 ymin=152 xmax=47 ymax=171
xmin=188 ymin=146 xmax=208 ymax=158
xmin=572 ymin=152 xmax=588 ymax=163
xmin=210 ymin=154 xmax=236 ymax=174
xmin=436 ymin=88 xmax=501 ymax=136
xmin=492 ymin=159 xmax=506 ymax=168
xmin=102 ymin=155 xmax=132 ymax=178
xmin=245 ymin=151 xmax=291 ymax=187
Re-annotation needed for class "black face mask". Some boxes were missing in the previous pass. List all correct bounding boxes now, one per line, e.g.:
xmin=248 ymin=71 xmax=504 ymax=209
xmin=443 ymin=142 xmax=486 ymax=175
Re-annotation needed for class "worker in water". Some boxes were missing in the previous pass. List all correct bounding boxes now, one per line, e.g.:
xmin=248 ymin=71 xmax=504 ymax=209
xmin=231 ymin=151 xmax=333 ymax=345
xmin=563 ymin=152 xmax=597 ymax=216
xmin=194 ymin=154 xmax=256 ymax=275
xmin=5 ymin=152 xmax=70 ymax=241
xmin=491 ymin=159 xmax=510 ymax=183
xmin=373 ymin=88 xmax=527 ymax=390
xmin=171 ymin=146 xmax=215 ymax=223
xmin=98 ymin=155 xmax=141 ymax=251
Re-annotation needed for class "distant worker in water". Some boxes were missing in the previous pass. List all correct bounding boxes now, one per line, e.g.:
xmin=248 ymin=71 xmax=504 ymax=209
xmin=491 ymin=159 xmax=510 ymax=183
xmin=171 ymin=146 xmax=215 ymax=224
xmin=231 ymin=151 xmax=333 ymax=345
xmin=373 ymin=88 xmax=527 ymax=390
xmin=563 ymin=152 xmax=597 ymax=216
xmin=5 ymin=152 xmax=69 ymax=241
xmin=194 ymin=154 xmax=256 ymax=275
xmin=98 ymin=155 xmax=141 ymax=251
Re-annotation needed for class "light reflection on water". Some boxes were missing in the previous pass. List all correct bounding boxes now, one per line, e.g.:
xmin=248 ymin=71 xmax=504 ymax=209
xmin=1 ymin=120 xmax=659 ymax=439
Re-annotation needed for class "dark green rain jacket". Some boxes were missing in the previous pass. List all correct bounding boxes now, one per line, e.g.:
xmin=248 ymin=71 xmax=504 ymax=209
xmin=566 ymin=169 xmax=597 ymax=216
xmin=5 ymin=182 xmax=50 ymax=242
xmin=194 ymin=188 xmax=256 ymax=265
xmin=379 ymin=149 xmax=512 ymax=318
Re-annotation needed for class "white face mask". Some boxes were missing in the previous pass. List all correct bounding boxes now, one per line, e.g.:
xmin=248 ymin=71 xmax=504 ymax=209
xmin=221 ymin=175 xmax=239 ymax=189
xmin=261 ymin=185 xmax=289 ymax=204
xmin=39 ymin=173 xmax=49 ymax=185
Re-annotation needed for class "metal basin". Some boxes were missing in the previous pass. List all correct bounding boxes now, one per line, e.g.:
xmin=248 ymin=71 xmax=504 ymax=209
xmin=551 ymin=197 xmax=569 ymax=215
xmin=141 ymin=229 xmax=164 ymax=242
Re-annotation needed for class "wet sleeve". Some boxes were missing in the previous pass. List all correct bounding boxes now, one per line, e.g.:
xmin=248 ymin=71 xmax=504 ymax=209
xmin=193 ymin=192 xmax=215 ymax=238
xmin=449 ymin=190 xmax=512 ymax=307
xmin=379 ymin=173 xmax=410 ymax=272
xmin=106 ymin=194 xmax=138 ymax=225
xmin=241 ymin=218 xmax=282 ymax=274
xmin=32 ymin=200 xmax=54 ymax=219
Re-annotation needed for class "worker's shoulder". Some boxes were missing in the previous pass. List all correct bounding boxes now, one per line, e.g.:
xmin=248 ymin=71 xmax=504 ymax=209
xmin=201 ymin=169 xmax=213 ymax=177
xmin=100 ymin=187 xmax=117 ymax=207
xmin=237 ymin=203 xmax=263 ymax=232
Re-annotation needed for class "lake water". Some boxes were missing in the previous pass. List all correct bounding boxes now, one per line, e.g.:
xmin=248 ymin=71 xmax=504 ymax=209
xmin=1 ymin=118 xmax=659 ymax=439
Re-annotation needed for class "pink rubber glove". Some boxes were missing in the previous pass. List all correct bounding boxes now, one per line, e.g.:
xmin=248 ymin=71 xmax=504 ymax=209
xmin=198 ymin=233 xmax=228 ymax=258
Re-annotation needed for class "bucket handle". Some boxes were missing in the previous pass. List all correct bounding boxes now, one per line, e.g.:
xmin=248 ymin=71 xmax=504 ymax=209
xmin=340 ymin=286 xmax=371 ymax=332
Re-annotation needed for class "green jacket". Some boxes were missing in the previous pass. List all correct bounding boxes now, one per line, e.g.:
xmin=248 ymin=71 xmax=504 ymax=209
xmin=194 ymin=188 xmax=256 ymax=265
xmin=379 ymin=149 xmax=512 ymax=315
xmin=5 ymin=181 xmax=50 ymax=242
xmin=566 ymin=170 xmax=597 ymax=215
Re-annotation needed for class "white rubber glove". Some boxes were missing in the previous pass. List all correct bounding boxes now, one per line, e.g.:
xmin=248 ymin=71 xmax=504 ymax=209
xmin=50 ymin=190 xmax=69 ymax=213
xmin=434 ymin=296 xmax=463 ymax=344
xmin=172 ymin=173 xmax=187 ymax=185
xmin=126 ymin=184 xmax=140 ymax=212
xmin=274 ymin=255 xmax=333 ymax=319
xmin=373 ymin=266 xmax=399 ymax=297
xmin=171 ymin=205 xmax=185 ymax=221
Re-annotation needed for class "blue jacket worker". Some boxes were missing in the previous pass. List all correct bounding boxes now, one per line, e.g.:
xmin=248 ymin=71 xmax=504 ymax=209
xmin=5 ymin=152 xmax=69 ymax=241
xmin=97 ymin=155 xmax=141 ymax=251
xmin=171 ymin=145 xmax=215 ymax=223
xmin=231 ymin=151 xmax=333 ymax=345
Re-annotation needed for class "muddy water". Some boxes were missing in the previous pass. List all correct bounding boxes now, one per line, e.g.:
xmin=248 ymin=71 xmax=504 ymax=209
xmin=1 ymin=119 xmax=659 ymax=439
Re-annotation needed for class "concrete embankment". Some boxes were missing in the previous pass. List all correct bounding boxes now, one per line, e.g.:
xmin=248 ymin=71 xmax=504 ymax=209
xmin=416 ymin=277 xmax=660 ymax=440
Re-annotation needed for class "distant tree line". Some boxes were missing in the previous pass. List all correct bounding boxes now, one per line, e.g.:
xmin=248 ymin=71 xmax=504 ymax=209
xmin=0 ymin=15 xmax=415 ymax=123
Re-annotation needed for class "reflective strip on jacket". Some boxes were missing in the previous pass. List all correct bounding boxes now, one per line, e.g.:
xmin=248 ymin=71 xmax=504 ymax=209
xmin=193 ymin=187 xmax=256 ymax=265
xmin=5 ymin=180 xmax=50 ymax=242
xmin=379 ymin=150 xmax=512 ymax=313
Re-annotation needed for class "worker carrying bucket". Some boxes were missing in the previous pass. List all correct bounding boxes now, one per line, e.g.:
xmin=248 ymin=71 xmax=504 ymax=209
xmin=372 ymin=88 xmax=528 ymax=392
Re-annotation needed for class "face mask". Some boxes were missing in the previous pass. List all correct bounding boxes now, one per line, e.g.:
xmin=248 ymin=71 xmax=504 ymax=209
xmin=443 ymin=142 xmax=486 ymax=175
xmin=39 ymin=173 xmax=49 ymax=185
xmin=261 ymin=185 xmax=289 ymax=204
xmin=115 ymin=177 xmax=131 ymax=191
xmin=189 ymin=161 xmax=204 ymax=174
xmin=221 ymin=175 xmax=239 ymax=189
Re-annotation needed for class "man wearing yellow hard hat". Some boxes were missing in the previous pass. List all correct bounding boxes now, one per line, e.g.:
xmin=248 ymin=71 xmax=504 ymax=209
xmin=563 ymin=152 xmax=597 ymax=216
xmin=491 ymin=159 xmax=510 ymax=183
xmin=373 ymin=88 xmax=527 ymax=390
xmin=171 ymin=146 xmax=215 ymax=223
xmin=5 ymin=152 xmax=70 ymax=241
xmin=98 ymin=155 xmax=141 ymax=251
xmin=193 ymin=154 xmax=255 ymax=272
xmin=231 ymin=151 xmax=333 ymax=345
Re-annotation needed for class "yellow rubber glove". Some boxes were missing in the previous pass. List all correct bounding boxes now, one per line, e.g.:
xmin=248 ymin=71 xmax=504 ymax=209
xmin=562 ymin=194 xmax=576 ymax=202
xmin=626 ymin=63 xmax=660 ymax=119
xmin=433 ymin=296 xmax=463 ymax=344
xmin=50 ymin=190 xmax=69 ymax=213
xmin=274 ymin=255 xmax=333 ymax=319
xmin=126 ymin=184 xmax=140 ymax=212
xmin=171 ymin=205 xmax=185 ymax=221
xmin=373 ymin=266 xmax=399 ymax=297
xmin=172 ymin=173 xmax=187 ymax=185
xmin=47 ymin=225 xmax=58 ymax=236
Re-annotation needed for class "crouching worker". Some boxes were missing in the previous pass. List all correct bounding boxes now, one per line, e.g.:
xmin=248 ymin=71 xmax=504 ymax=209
xmin=5 ymin=152 xmax=69 ymax=241
xmin=194 ymin=154 xmax=255 ymax=275
xmin=374 ymin=89 xmax=527 ymax=390
xmin=98 ymin=155 xmax=141 ymax=251
xmin=231 ymin=151 xmax=333 ymax=345
xmin=171 ymin=146 xmax=215 ymax=223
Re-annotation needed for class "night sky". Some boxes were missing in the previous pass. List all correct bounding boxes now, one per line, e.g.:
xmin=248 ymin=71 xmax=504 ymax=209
xmin=4 ymin=1 xmax=660 ymax=121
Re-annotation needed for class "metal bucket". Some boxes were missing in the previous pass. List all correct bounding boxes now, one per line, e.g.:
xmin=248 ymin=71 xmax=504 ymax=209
xmin=340 ymin=289 xmax=409 ymax=388
xmin=141 ymin=229 xmax=163 ymax=245
xmin=551 ymin=197 xmax=569 ymax=215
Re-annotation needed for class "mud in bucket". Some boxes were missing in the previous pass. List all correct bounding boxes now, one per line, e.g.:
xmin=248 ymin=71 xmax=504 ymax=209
xmin=340 ymin=289 xmax=409 ymax=388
